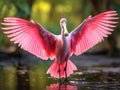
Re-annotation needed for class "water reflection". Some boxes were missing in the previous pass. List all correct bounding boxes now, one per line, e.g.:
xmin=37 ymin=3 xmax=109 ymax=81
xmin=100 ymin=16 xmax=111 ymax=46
xmin=46 ymin=83 xmax=77 ymax=90
xmin=0 ymin=65 xmax=16 ymax=90
xmin=17 ymin=63 xmax=30 ymax=90
xmin=0 ymin=61 xmax=120 ymax=90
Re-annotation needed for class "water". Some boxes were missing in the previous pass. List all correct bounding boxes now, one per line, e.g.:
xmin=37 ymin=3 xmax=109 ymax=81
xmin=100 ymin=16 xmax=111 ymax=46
xmin=0 ymin=61 xmax=120 ymax=90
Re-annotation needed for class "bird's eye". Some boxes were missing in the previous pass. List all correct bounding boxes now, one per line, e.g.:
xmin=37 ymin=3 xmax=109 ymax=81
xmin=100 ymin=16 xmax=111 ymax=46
xmin=64 ymin=33 xmax=68 ymax=36
xmin=61 ymin=20 xmax=67 ymax=24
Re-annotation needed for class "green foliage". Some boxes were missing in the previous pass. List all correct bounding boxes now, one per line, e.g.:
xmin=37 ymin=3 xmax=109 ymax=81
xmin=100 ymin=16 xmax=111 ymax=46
xmin=0 ymin=0 xmax=120 ymax=47
xmin=114 ymin=1 xmax=120 ymax=34
xmin=114 ymin=0 xmax=120 ymax=15
xmin=12 ymin=0 xmax=31 ymax=18
xmin=0 ymin=66 xmax=17 ymax=90
xmin=29 ymin=61 xmax=50 ymax=90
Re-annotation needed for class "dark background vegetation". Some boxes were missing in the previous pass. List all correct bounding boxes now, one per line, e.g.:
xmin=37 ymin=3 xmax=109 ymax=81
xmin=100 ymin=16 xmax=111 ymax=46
xmin=0 ymin=0 xmax=120 ymax=57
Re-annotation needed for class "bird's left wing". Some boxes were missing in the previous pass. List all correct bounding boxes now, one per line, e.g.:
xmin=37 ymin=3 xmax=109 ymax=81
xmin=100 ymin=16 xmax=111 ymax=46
xmin=69 ymin=11 xmax=118 ymax=56
xmin=1 ymin=17 xmax=57 ymax=60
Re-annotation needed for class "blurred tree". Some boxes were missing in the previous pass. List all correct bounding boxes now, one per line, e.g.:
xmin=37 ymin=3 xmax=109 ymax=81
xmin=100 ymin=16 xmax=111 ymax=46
xmin=46 ymin=0 xmax=65 ymax=22
xmin=114 ymin=0 xmax=120 ymax=35
xmin=0 ymin=0 xmax=16 ymax=57
xmin=10 ymin=0 xmax=35 ymax=57
xmin=90 ymin=0 xmax=119 ymax=57
xmin=0 ymin=0 xmax=35 ymax=58
xmin=0 ymin=0 xmax=119 ymax=57
xmin=12 ymin=0 xmax=34 ymax=19
xmin=79 ymin=0 xmax=91 ymax=20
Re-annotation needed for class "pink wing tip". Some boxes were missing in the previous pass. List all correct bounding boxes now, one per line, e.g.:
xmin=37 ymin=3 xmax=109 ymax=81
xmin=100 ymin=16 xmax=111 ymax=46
xmin=1 ymin=22 xmax=5 ymax=25
xmin=87 ymin=15 xmax=92 ymax=20
xmin=105 ymin=10 xmax=117 ymax=14
xmin=101 ymin=10 xmax=118 ymax=16
xmin=30 ymin=20 xmax=34 ymax=22
xmin=30 ymin=20 xmax=37 ymax=24
xmin=4 ymin=17 xmax=13 ymax=20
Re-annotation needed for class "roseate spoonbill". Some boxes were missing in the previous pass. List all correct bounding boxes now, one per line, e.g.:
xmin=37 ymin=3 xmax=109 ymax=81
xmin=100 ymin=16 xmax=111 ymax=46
xmin=1 ymin=11 xmax=118 ymax=82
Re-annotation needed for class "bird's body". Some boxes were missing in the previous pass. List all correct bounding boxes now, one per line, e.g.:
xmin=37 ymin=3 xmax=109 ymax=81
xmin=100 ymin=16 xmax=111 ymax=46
xmin=1 ymin=11 xmax=118 ymax=80
xmin=56 ymin=36 xmax=70 ymax=64
xmin=47 ymin=25 xmax=77 ymax=78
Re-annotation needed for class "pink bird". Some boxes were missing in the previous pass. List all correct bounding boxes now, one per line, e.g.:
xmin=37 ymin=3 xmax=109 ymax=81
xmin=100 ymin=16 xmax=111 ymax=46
xmin=1 ymin=11 xmax=118 ymax=82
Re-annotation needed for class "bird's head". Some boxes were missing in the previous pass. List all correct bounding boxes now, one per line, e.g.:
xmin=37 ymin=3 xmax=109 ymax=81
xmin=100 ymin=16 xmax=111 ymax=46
xmin=60 ymin=18 xmax=69 ymax=36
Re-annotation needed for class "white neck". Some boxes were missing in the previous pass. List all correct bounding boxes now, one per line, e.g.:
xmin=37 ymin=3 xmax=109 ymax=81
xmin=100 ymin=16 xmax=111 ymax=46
xmin=61 ymin=23 xmax=68 ymax=37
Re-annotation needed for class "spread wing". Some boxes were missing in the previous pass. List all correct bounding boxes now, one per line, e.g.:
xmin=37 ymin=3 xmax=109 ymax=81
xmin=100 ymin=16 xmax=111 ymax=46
xmin=69 ymin=11 xmax=118 ymax=55
xmin=2 ymin=17 xmax=57 ymax=60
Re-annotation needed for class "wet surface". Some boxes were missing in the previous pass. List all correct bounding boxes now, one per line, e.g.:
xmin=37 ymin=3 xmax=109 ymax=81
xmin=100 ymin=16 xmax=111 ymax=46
xmin=0 ymin=65 xmax=120 ymax=90
xmin=0 ymin=54 xmax=120 ymax=90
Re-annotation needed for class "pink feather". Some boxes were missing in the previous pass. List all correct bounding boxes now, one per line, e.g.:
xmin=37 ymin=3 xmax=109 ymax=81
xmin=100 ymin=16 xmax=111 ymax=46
xmin=1 ymin=10 xmax=118 ymax=78
xmin=70 ymin=11 xmax=118 ymax=55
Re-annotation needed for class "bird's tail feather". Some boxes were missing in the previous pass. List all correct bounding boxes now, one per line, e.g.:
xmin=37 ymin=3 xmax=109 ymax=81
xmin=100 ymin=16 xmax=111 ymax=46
xmin=47 ymin=59 xmax=77 ymax=78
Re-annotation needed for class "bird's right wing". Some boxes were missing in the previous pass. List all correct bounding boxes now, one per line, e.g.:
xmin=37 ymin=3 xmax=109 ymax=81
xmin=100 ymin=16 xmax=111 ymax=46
xmin=69 ymin=11 xmax=118 ymax=56
xmin=1 ymin=17 xmax=57 ymax=60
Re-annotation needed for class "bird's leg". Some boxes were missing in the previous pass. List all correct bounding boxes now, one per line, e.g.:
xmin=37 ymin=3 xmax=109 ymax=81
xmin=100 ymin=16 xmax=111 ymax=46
xmin=58 ymin=64 xmax=62 ymax=84
xmin=58 ymin=59 xmax=62 ymax=84
xmin=64 ymin=60 xmax=69 ymax=83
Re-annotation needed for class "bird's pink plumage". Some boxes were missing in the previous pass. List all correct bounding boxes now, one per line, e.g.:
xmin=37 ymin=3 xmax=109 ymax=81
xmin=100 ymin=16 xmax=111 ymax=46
xmin=1 ymin=10 xmax=118 ymax=78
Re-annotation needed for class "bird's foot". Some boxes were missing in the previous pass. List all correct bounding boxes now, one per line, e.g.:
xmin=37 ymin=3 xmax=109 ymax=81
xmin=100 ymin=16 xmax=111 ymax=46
xmin=57 ymin=69 xmax=62 ymax=84
xmin=58 ymin=79 xmax=62 ymax=85
xmin=63 ymin=78 xmax=69 ymax=84
xmin=64 ymin=66 xmax=69 ymax=83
